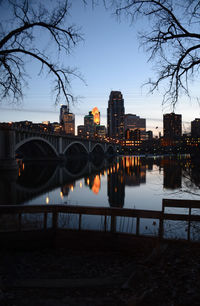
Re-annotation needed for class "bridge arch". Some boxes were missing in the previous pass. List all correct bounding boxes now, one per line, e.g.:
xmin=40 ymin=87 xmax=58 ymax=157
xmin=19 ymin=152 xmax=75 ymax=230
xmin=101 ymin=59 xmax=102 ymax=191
xmin=63 ymin=160 xmax=89 ymax=178
xmin=106 ymin=144 xmax=115 ymax=155
xmin=91 ymin=143 xmax=105 ymax=154
xmin=15 ymin=137 xmax=59 ymax=158
xmin=16 ymin=163 xmax=59 ymax=195
xmin=63 ymin=141 xmax=89 ymax=155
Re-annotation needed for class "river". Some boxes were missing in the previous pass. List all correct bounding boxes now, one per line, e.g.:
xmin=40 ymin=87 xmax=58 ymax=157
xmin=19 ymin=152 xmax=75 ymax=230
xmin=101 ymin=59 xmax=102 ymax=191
xmin=1 ymin=154 xmax=200 ymax=240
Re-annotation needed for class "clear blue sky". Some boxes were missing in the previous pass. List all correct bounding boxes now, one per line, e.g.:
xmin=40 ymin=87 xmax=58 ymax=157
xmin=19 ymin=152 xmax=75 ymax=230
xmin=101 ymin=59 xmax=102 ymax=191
xmin=1 ymin=1 xmax=200 ymax=135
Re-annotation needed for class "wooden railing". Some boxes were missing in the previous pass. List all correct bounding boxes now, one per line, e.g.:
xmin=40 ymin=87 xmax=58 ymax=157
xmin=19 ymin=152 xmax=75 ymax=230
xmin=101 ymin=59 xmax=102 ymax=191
xmin=0 ymin=199 xmax=200 ymax=241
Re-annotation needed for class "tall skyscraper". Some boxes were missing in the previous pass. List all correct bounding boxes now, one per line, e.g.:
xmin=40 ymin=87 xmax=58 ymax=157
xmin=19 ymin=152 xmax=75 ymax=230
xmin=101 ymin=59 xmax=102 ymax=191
xmin=124 ymin=114 xmax=146 ymax=140
xmin=191 ymin=118 xmax=200 ymax=137
xmin=146 ymin=130 xmax=153 ymax=140
xmin=107 ymin=91 xmax=125 ymax=139
xmin=60 ymin=104 xmax=75 ymax=135
xmin=77 ymin=125 xmax=85 ymax=137
xmin=92 ymin=107 xmax=100 ymax=125
xmin=63 ymin=113 xmax=75 ymax=135
xmin=84 ymin=111 xmax=95 ymax=138
xmin=60 ymin=105 xmax=68 ymax=125
xmin=95 ymin=125 xmax=106 ymax=139
xmin=163 ymin=113 xmax=182 ymax=139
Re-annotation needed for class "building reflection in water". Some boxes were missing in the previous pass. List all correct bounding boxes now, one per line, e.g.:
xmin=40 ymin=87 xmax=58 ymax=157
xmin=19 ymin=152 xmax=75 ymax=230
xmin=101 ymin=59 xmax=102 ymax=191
xmin=7 ymin=155 xmax=196 ymax=206
xmin=161 ymin=158 xmax=182 ymax=189
xmin=107 ymin=158 xmax=125 ymax=207
xmin=92 ymin=175 xmax=101 ymax=195
xmin=124 ymin=156 xmax=146 ymax=186
xmin=61 ymin=183 xmax=75 ymax=197
xmin=107 ymin=156 xmax=147 ymax=208
xmin=84 ymin=174 xmax=101 ymax=195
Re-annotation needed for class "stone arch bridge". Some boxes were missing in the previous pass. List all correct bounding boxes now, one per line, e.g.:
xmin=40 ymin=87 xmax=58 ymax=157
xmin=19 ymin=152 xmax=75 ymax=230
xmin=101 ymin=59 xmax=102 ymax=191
xmin=0 ymin=127 xmax=119 ymax=169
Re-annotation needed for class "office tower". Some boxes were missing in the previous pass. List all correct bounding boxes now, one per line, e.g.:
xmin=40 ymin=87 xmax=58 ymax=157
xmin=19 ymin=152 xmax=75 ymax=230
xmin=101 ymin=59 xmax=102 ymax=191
xmin=60 ymin=104 xmax=75 ymax=135
xmin=107 ymin=91 xmax=125 ymax=139
xmin=163 ymin=113 xmax=182 ymax=139
xmin=63 ymin=112 xmax=75 ymax=135
xmin=60 ymin=105 xmax=68 ymax=125
xmin=146 ymin=130 xmax=153 ymax=140
xmin=92 ymin=107 xmax=100 ymax=125
xmin=125 ymin=128 xmax=141 ymax=141
xmin=77 ymin=125 xmax=85 ymax=137
xmin=95 ymin=125 xmax=106 ymax=139
xmin=124 ymin=114 xmax=146 ymax=141
xmin=84 ymin=111 xmax=95 ymax=138
xmin=52 ymin=122 xmax=62 ymax=133
xmin=191 ymin=118 xmax=200 ymax=137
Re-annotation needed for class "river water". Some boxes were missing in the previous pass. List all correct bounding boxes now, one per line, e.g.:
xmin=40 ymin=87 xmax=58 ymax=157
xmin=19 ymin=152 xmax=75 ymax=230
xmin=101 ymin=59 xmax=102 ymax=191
xmin=17 ymin=154 xmax=200 ymax=208
xmin=2 ymin=154 xmax=200 ymax=241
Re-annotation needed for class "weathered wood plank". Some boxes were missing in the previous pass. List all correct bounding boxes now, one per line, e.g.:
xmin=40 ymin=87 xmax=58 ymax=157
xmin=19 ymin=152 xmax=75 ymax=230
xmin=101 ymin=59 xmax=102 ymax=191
xmin=163 ymin=198 xmax=200 ymax=208
xmin=0 ymin=203 xmax=200 ymax=224
xmin=0 ymin=204 xmax=163 ymax=219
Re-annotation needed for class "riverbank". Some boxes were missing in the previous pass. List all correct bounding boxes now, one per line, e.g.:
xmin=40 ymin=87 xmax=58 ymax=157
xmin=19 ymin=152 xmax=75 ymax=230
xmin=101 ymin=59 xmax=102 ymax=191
xmin=1 ymin=238 xmax=200 ymax=305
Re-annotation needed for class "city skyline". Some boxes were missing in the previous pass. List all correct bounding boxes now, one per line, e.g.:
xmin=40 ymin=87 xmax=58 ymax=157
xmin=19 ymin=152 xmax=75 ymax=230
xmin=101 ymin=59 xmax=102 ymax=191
xmin=1 ymin=99 xmax=199 ymax=137
xmin=0 ymin=1 xmax=200 ymax=135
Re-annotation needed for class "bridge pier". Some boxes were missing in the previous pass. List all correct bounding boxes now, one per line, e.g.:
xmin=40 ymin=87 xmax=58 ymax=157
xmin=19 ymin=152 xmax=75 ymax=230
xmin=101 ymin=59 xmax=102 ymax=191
xmin=0 ymin=168 xmax=18 ymax=205
xmin=0 ymin=129 xmax=18 ymax=170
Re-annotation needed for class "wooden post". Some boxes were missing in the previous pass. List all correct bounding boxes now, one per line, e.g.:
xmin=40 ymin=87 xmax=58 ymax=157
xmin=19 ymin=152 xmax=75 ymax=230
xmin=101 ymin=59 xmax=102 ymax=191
xmin=188 ymin=207 xmax=191 ymax=241
xmin=43 ymin=212 xmax=47 ymax=229
xmin=52 ymin=212 xmax=58 ymax=230
xmin=111 ymin=215 xmax=116 ymax=233
xmin=104 ymin=215 xmax=107 ymax=232
xmin=79 ymin=214 xmax=82 ymax=231
xmin=18 ymin=213 xmax=21 ymax=231
xmin=136 ymin=217 xmax=140 ymax=236
xmin=159 ymin=217 xmax=164 ymax=240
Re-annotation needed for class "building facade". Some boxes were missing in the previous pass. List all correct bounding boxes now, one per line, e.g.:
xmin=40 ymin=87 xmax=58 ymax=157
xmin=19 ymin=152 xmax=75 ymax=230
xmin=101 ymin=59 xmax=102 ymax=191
xmin=63 ymin=113 xmax=75 ymax=135
xmin=84 ymin=111 xmax=95 ymax=138
xmin=163 ymin=113 xmax=182 ymax=139
xmin=60 ymin=105 xmax=75 ymax=135
xmin=107 ymin=91 xmax=125 ymax=139
xmin=191 ymin=118 xmax=200 ymax=137
xmin=92 ymin=107 xmax=100 ymax=125
xmin=146 ymin=130 xmax=153 ymax=140
xmin=124 ymin=114 xmax=146 ymax=141
xmin=95 ymin=125 xmax=106 ymax=139
xmin=60 ymin=105 xmax=68 ymax=125
xmin=77 ymin=125 xmax=85 ymax=137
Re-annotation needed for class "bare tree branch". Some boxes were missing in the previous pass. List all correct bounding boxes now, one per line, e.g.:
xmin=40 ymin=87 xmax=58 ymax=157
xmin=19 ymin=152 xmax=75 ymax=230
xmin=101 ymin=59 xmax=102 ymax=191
xmin=111 ymin=0 xmax=200 ymax=107
xmin=0 ymin=0 xmax=84 ymax=105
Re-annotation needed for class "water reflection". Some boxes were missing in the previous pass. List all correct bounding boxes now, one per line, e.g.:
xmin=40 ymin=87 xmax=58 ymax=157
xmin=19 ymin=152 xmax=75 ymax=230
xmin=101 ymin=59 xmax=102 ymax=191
xmin=1 ymin=154 xmax=200 ymax=241
xmin=161 ymin=157 xmax=182 ymax=189
xmin=91 ymin=175 xmax=101 ymax=195
xmin=1 ymin=155 xmax=200 ymax=208
xmin=107 ymin=158 xmax=125 ymax=207
xmin=124 ymin=156 xmax=146 ymax=186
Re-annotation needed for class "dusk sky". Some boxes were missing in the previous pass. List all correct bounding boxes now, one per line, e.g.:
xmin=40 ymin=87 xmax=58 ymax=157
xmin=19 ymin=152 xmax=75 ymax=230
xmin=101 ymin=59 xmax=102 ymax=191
xmin=1 ymin=0 xmax=200 ymax=135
